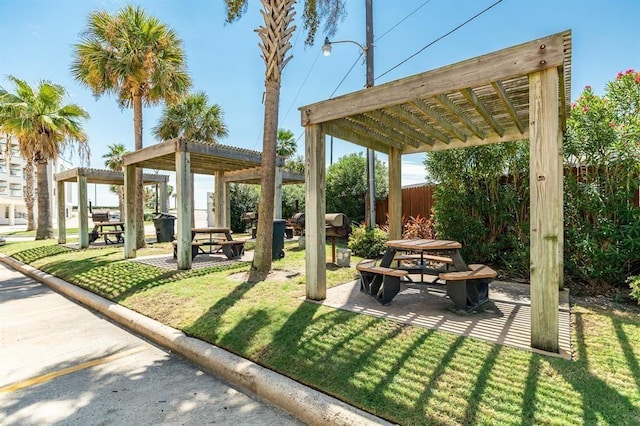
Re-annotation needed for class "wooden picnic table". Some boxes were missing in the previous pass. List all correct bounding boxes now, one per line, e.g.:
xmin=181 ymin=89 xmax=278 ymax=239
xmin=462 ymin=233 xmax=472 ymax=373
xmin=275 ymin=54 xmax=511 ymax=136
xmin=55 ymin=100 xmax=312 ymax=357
xmin=358 ymin=239 xmax=495 ymax=311
xmin=172 ymin=227 xmax=245 ymax=260
xmin=89 ymin=221 xmax=124 ymax=245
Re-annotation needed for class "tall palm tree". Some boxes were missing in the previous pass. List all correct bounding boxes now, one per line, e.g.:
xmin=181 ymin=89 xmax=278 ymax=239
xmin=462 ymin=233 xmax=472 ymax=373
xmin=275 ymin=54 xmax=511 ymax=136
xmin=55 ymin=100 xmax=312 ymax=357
xmin=224 ymin=0 xmax=345 ymax=281
xmin=102 ymin=143 xmax=129 ymax=216
xmin=153 ymin=91 xmax=228 ymax=143
xmin=0 ymin=76 xmax=89 ymax=239
xmin=71 ymin=5 xmax=191 ymax=248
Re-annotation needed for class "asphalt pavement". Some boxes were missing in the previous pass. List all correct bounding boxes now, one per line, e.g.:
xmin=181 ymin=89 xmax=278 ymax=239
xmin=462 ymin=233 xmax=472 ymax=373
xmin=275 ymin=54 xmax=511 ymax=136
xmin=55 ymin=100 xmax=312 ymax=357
xmin=0 ymin=261 xmax=301 ymax=425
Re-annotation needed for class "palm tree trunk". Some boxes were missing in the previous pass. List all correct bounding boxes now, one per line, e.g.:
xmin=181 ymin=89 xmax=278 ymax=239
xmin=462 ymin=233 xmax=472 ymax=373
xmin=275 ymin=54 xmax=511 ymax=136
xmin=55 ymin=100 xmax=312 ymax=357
xmin=24 ymin=159 xmax=36 ymax=231
xmin=133 ymin=94 xmax=145 ymax=248
xmin=248 ymin=0 xmax=295 ymax=282
xmin=35 ymin=157 xmax=53 ymax=239
xmin=249 ymin=78 xmax=280 ymax=281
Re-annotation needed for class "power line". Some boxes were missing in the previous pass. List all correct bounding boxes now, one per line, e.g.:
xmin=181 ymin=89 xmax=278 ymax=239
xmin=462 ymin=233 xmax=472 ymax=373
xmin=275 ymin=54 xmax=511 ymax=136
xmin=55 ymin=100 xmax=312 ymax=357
xmin=376 ymin=0 xmax=504 ymax=81
xmin=329 ymin=52 xmax=364 ymax=98
xmin=375 ymin=0 xmax=434 ymax=42
xmin=281 ymin=49 xmax=321 ymax=124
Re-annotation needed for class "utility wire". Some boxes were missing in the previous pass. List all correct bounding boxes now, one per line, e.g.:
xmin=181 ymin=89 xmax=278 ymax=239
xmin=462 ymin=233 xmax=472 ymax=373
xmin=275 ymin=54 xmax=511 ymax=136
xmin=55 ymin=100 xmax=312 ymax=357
xmin=281 ymin=49 xmax=322 ymax=124
xmin=329 ymin=52 xmax=364 ymax=98
xmin=376 ymin=0 xmax=504 ymax=81
xmin=375 ymin=0 xmax=434 ymax=42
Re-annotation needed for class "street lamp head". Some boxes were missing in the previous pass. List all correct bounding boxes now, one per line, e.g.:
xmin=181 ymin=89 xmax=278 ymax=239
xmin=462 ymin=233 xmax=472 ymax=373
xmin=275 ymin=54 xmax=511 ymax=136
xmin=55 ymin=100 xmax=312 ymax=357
xmin=322 ymin=37 xmax=332 ymax=56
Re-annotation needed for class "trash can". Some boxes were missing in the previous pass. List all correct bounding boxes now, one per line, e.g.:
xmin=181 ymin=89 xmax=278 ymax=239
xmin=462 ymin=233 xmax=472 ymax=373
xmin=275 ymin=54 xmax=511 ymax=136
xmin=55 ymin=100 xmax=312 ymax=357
xmin=272 ymin=219 xmax=286 ymax=259
xmin=153 ymin=212 xmax=176 ymax=243
xmin=336 ymin=248 xmax=351 ymax=267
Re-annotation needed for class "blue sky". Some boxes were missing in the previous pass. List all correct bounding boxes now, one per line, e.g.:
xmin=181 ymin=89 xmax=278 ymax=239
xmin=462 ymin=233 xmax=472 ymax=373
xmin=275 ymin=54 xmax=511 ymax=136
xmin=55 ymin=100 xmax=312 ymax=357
xmin=1 ymin=0 xmax=639 ymax=209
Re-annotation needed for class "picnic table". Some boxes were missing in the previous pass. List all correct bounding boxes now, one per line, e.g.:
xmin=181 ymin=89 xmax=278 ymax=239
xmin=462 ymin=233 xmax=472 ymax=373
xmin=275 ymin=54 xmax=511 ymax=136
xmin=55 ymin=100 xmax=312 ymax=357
xmin=89 ymin=221 xmax=124 ymax=245
xmin=173 ymin=227 xmax=245 ymax=260
xmin=357 ymin=239 xmax=496 ymax=311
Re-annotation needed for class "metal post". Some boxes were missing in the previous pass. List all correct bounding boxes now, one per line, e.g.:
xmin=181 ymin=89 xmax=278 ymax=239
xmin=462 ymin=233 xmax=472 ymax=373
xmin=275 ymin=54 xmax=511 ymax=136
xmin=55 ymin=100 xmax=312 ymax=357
xmin=365 ymin=0 xmax=375 ymax=228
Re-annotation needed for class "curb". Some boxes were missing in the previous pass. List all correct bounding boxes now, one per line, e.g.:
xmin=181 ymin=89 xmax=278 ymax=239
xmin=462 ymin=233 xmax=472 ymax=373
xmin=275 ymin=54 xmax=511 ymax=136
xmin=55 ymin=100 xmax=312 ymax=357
xmin=0 ymin=254 xmax=393 ymax=425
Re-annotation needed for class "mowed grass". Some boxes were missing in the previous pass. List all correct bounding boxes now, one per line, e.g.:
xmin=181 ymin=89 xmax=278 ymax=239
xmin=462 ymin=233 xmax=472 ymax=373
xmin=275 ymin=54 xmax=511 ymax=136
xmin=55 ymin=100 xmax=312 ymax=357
xmin=2 ymin=240 xmax=640 ymax=425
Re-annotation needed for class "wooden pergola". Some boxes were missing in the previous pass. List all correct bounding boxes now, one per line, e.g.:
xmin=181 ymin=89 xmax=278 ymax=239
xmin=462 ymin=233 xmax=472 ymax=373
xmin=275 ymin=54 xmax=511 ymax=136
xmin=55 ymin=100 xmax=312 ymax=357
xmin=55 ymin=167 xmax=169 ymax=248
xmin=122 ymin=138 xmax=288 ymax=270
xmin=300 ymin=31 xmax=571 ymax=353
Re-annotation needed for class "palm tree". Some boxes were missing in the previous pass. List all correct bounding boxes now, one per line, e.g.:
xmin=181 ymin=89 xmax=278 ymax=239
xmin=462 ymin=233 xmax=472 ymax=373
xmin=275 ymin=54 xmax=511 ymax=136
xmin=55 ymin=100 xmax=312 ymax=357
xmin=223 ymin=0 xmax=345 ymax=281
xmin=102 ymin=143 xmax=129 ymax=216
xmin=153 ymin=91 xmax=228 ymax=143
xmin=276 ymin=128 xmax=297 ymax=159
xmin=71 ymin=5 xmax=191 ymax=248
xmin=0 ymin=76 xmax=89 ymax=239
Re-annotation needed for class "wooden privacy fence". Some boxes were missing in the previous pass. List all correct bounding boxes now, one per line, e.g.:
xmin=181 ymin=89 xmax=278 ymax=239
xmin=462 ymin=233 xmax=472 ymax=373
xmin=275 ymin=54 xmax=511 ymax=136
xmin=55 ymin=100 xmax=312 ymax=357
xmin=376 ymin=184 xmax=435 ymax=225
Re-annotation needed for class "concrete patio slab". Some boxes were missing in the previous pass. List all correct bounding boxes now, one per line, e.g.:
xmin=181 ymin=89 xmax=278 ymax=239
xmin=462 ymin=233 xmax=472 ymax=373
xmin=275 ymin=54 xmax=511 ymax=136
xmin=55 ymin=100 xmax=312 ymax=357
xmin=309 ymin=278 xmax=572 ymax=359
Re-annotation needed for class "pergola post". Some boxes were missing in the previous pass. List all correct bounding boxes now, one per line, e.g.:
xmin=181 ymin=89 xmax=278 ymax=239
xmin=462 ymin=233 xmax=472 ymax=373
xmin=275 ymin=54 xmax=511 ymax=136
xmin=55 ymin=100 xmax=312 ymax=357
xmin=159 ymin=179 xmax=169 ymax=213
xmin=274 ymin=166 xmax=283 ymax=219
xmin=78 ymin=175 xmax=89 ymax=249
xmin=124 ymin=165 xmax=137 ymax=259
xmin=529 ymin=68 xmax=561 ymax=353
xmin=305 ymin=124 xmax=326 ymax=300
xmin=57 ymin=179 xmax=66 ymax=244
xmin=214 ymin=171 xmax=226 ymax=227
xmin=225 ymin=182 xmax=231 ymax=228
xmin=388 ymin=147 xmax=402 ymax=240
xmin=176 ymin=150 xmax=193 ymax=270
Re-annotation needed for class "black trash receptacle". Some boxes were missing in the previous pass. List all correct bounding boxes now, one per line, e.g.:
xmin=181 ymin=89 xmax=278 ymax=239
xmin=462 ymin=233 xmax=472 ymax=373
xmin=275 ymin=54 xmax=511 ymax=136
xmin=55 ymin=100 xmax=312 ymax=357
xmin=153 ymin=212 xmax=176 ymax=243
xmin=272 ymin=219 xmax=286 ymax=260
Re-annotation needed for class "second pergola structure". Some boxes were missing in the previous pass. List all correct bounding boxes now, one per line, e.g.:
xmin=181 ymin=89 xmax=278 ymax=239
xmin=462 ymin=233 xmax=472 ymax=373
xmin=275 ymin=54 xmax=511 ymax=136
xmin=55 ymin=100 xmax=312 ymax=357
xmin=54 ymin=167 xmax=169 ymax=248
xmin=299 ymin=31 xmax=572 ymax=353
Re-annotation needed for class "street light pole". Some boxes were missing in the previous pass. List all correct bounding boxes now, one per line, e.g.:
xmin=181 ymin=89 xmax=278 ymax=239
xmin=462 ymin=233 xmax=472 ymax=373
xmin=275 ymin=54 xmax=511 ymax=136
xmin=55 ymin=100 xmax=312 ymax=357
xmin=322 ymin=0 xmax=376 ymax=228
xmin=365 ymin=0 xmax=375 ymax=229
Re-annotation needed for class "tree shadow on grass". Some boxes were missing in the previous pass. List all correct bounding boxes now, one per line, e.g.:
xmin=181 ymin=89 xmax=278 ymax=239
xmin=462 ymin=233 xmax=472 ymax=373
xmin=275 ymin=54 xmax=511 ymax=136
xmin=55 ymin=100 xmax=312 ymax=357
xmin=547 ymin=311 xmax=640 ymax=424
xmin=182 ymin=279 xmax=261 ymax=343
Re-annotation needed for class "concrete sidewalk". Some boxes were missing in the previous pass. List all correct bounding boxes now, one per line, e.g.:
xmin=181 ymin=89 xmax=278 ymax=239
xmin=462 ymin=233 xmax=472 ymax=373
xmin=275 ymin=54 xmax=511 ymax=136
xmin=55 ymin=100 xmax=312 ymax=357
xmin=0 ymin=254 xmax=391 ymax=426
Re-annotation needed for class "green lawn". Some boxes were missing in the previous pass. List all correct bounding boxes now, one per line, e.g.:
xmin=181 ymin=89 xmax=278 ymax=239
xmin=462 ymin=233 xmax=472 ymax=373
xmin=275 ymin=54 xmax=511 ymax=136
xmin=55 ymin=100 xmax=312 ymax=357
xmin=2 ymin=240 xmax=640 ymax=425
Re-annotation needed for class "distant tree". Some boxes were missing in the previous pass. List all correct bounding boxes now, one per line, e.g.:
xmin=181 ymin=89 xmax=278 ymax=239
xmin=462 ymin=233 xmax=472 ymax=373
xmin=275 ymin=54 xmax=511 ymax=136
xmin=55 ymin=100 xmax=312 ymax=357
xmin=72 ymin=5 xmax=191 ymax=248
xmin=0 ymin=76 xmax=89 ymax=239
xmin=228 ymin=183 xmax=260 ymax=233
xmin=102 ymin=143 xmax=129 ymax=216
xmin=153 ymin=91 xmax=228 ymax=142
xmin=326 ymin=153 xmax=388 ymax=224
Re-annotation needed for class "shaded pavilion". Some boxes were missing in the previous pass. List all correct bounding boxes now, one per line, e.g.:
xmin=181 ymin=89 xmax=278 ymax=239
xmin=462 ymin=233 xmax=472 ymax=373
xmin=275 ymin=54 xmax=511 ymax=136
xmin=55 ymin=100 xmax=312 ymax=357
xmin=121 ymin=138 xmax=291 ymax=270
xmin=300 ymin=31 xmax=571 ymax=353
xmin=55 ymin=167 xmax=169 ymax=248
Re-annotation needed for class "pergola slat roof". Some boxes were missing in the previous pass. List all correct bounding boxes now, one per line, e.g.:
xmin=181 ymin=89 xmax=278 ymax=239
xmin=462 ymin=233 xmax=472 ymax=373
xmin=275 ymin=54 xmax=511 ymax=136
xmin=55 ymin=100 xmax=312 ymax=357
xmin=300 ymin=31 xmax=571 ymax=154
xmin=55 ymin=167 xmax=168 ymax=185
xmin=122 ymin=138 xmax=275 ymax=175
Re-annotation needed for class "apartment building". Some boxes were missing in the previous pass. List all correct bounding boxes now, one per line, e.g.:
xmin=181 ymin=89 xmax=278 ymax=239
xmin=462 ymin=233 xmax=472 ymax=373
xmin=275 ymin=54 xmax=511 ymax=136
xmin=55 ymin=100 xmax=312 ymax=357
xmin=0 ymin=135 xmax=75 ymax=226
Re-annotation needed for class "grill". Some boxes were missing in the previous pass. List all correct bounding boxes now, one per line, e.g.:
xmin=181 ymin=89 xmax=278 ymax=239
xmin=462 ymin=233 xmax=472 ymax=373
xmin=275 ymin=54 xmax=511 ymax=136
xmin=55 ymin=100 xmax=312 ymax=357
xmin=325 ymin=213 xmax=350 ymax=263
xmin=243 ymin=212 xmax=258 ymax=238
xmin=287 ymin=213 xmax=305 ymax=236
xmin=325 ymin=213 xmax=350 ymax=238
xmin=91 ymin=211 xmax=109 ymax=223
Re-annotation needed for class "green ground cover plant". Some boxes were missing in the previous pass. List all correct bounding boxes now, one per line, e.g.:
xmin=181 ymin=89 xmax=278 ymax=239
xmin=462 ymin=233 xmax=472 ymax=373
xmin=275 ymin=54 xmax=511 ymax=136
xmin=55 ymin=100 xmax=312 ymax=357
xmin=2 ymin=240 xmax=640 ymax=424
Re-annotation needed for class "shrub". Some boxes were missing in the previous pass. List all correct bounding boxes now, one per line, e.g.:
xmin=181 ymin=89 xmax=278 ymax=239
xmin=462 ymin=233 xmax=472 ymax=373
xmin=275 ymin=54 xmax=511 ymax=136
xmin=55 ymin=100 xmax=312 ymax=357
xmin=629 ymin=275 xmax=640 ymax=304
xmin=348 ymin=224 xmax=388 ymax=258
xmin=402 ymin=215 xmax=435 ymax=239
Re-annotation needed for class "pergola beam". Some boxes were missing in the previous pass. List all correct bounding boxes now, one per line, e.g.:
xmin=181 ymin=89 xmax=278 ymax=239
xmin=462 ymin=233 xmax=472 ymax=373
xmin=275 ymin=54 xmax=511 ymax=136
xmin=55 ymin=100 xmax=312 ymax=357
xmin=301 ymin=31 xmax=566 ymax=126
